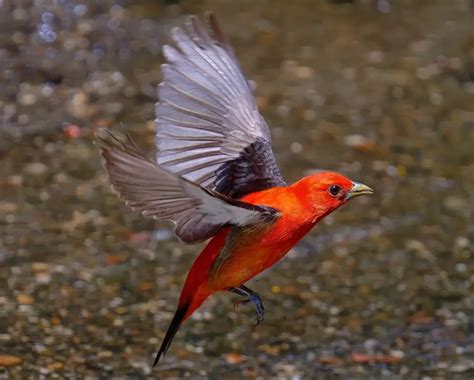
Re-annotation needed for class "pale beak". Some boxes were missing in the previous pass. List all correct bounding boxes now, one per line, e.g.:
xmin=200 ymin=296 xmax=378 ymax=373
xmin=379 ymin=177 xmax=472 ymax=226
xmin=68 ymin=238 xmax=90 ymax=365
xmin=346 ymin=182 xmax=374 ymax=200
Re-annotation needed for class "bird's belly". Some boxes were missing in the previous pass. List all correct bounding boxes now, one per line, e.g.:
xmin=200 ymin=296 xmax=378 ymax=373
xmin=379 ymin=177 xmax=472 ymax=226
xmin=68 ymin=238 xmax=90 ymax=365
xmin=207 ymin=212 xmax=317 ymax=290
xmin=209 ymin=228 xmax=308 ymax=290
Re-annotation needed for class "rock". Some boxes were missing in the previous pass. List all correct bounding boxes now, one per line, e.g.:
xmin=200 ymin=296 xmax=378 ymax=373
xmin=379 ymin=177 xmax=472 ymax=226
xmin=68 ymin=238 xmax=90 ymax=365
xmin=47 ymin=362 xmax=64 ymax=371
xmin=295 ymin=66 xmax=314 ymax=80
xmin=351 ymin=352 xmax=403 ymax=365
xmin=31 ymin=262 xmax=49 ymax=272
xmin=319 ymin=356 xmax=343 ymax=366
xmin=225 ymin=353 xmax=247 ymax=364
xmin=450 ymin=360 xmax=474 ymax=373
xmin=18 ymin=92 xmax=37 ymax=106
xmin=23 ymin=162 xmax=48 ymax=177
xmin=443 ymin=196 xmax=467 ymax=212
xmin=63 ymin=124 xmax=82 ymax=139
xmin=344 ymin=134 xmax=377 ymax=152
xmin=0 ymin=355 xmax=22 ymax=367
xmin=16 ymin=294 xmax=34 ymax=305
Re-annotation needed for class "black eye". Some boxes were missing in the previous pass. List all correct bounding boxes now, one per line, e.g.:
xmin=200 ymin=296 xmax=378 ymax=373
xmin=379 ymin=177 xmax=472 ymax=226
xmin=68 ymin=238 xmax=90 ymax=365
xmin=329 ymin=185 xmax=342 ymax=197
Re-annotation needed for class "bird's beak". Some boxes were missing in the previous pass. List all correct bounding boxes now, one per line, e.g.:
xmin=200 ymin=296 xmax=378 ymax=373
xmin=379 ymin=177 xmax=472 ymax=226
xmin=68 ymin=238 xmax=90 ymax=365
xmin=346 ymin=182 xmax=374 ymax=200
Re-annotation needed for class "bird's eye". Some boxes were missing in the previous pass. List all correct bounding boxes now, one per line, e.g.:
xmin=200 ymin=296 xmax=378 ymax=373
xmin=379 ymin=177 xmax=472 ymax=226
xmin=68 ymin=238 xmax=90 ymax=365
xmin=328 ymin=184 xmax=342 ymax=197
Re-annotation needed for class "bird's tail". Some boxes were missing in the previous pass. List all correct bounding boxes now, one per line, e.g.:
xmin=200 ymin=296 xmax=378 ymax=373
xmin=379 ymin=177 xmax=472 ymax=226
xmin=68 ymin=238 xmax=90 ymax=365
xmin=153 ymin=287 xmax=210 ymax=367
xmin=152 ymin=304 xmax=188 ymax=367
xmin=153 ymin=229 xmax=228 ymax=367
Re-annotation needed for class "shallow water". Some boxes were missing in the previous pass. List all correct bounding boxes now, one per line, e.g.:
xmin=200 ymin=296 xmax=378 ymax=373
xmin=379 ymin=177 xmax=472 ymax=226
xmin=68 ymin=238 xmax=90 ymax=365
xmin=1 ymin=0 xmax=473 ymax=378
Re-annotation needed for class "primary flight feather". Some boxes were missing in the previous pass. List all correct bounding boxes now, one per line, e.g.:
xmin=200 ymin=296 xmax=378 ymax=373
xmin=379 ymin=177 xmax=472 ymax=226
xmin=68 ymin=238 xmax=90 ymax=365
xmin=96 ymin=13 xmax=373 ymax=367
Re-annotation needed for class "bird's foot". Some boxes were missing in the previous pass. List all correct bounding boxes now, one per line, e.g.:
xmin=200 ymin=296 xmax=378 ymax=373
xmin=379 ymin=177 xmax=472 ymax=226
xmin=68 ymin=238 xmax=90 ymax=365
xmin=233 ymin=293 xmax=264 ymax=324
xmin=250 ymin=292 xmax=265 ymax=325
xmin=229 ymin=285 xmax=265 ymax=325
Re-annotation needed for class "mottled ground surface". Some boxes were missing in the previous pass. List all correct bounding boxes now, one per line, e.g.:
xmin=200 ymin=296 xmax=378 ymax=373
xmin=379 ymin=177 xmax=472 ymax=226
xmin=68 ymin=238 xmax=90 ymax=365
xmin=1 ymin=0 xmax=473 ymax=378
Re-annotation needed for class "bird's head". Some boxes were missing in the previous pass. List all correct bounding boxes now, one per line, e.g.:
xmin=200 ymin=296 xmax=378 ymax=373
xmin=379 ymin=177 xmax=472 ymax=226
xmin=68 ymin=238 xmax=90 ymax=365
xmin=296 ymin=171 xmax=373 ymax=219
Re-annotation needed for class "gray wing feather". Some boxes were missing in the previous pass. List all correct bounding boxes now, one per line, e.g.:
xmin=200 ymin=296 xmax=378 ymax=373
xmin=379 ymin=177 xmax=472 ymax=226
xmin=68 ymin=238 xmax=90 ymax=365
xmin=96 ymin=129 xmax=278 ymax=243
xmin=156 ymin=14 xmax=286 ymax=199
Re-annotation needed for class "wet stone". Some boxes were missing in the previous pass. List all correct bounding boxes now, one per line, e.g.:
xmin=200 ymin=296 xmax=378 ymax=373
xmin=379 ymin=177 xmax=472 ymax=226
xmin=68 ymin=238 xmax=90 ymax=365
xmin=0 ymin=0 xmax=473 ymax=378
xmin=23 ymin=162 xmax=48 ymax=176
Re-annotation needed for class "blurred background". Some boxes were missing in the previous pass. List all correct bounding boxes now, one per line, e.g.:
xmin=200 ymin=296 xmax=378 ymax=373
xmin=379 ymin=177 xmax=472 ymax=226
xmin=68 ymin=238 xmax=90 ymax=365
xmin=1 ymin=0 xmax=473 ymax=378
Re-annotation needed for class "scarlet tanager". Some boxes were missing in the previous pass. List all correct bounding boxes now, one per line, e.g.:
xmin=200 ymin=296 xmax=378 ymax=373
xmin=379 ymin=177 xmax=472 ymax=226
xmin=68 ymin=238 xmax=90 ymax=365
xmin=96 ymin=13 xmax=374 ymax=367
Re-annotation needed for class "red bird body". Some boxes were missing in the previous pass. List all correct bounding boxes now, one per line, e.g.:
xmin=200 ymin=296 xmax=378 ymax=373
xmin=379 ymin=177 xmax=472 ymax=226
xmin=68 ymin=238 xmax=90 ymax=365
xmin=97 ymin=14 xmax=373 ymax=366
xmin=180 ymin=173 xmax=354 ymax=319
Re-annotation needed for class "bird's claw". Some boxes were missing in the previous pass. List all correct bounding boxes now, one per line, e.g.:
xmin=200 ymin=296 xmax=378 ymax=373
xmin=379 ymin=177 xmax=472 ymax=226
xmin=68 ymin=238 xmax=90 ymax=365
xmin=233 ymin=299 xmax=249 ymax=309
xmin=229 ymin=286 xmax=265 ymax=325
xmin=250 ymin=293 xmax=265 ymax=325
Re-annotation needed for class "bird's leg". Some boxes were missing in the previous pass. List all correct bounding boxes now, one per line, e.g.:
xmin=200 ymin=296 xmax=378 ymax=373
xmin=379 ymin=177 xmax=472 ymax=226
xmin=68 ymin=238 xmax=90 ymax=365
xmin=228 ymin=285 xmax=265 ymax=324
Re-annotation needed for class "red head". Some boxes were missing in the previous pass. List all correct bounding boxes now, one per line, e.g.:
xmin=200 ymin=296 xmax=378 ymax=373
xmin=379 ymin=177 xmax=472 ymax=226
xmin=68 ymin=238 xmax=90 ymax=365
xmin=293 ymin=171 xmax=373 ymax=221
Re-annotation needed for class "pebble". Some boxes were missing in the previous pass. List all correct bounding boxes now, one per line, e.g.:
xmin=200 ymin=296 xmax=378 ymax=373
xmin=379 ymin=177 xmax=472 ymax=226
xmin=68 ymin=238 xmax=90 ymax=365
xmin=450 ymin=360 xmax=474 ymax=373
xmin=344 ymin=134 xmax=376 ymax=151
xmin=18 ymin=92 xmax=37 ymax=106
xmin=295 ymin=66 xmax=314 ymax=80
xmin=35 ymin=272 xmax=52 ymax=284
xmin=23 ymin=162 xmax=48 ymax=176
xmin=47 ymin=362 xmax=64 ymax=371
xmin=63 ymin=124 xmax=82 ymax=139
xmin=16 ymin=294 xmax=34 ymax=305
xmin=31 ymin=262 xmax=49 ymax=272
xmin=443 ymin=196 xmax=466 ymax=211
xmin=225 ymin=353 xmax=247 ymax=364
xmin=0 ymin=355 xmax=22 ymax=367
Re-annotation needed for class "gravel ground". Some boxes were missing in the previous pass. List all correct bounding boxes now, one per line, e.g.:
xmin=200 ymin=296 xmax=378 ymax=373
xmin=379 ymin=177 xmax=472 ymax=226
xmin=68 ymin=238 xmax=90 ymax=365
xmin=1 ymin=0 xmax=474 ymax=378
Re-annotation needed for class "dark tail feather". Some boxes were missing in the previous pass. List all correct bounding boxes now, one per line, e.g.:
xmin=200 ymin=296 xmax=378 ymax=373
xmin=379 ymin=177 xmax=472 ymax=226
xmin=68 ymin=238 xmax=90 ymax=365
xmin=153 ymin=305 xmax=189 ymax=367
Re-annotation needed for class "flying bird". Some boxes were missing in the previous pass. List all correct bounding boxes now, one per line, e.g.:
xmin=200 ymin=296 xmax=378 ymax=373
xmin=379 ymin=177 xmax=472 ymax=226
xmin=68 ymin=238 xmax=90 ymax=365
xmin=96 ymin=13 xmax=373 ymax=367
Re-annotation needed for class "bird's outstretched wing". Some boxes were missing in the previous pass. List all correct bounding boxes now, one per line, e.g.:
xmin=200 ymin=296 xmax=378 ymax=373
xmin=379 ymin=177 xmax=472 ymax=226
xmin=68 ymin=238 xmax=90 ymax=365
xmin=96 ymin=129 xmax=279 ymax=243
xmin=156 ymin=13 xmax=286 ymax=199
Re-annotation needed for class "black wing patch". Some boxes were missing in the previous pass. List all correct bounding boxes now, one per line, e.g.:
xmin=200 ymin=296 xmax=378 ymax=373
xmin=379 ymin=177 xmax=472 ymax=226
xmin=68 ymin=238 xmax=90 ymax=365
xmin=215 ymin=138 xmax=286 ymax=199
